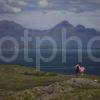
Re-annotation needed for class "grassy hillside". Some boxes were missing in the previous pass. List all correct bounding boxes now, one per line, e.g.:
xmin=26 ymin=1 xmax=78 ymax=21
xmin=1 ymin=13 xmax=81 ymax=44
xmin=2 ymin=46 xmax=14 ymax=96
xmin=0 ymin=64 xmax=100 ymax=100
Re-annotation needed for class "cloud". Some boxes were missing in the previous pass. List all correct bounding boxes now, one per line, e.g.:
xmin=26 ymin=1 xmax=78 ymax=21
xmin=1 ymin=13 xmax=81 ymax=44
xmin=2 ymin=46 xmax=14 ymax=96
xmin=26 ymin=0 xmax=100 ymax=13
xmin=87 ymin=0 xmax=100 ymax=4
xmin=11 ymin=7 xmax=22 ymax=13
xmin=0 ymin=0 xmax=100 ymax=13
xmin=47 ymin=0 xmax=100 ymax=13
xmin=17 ymin=1 xmax=27 ymax=6
xmin=0 ymin=0 xmax=27 ymax=13
xmin=38 ymin=0 xmax=49 ymax=8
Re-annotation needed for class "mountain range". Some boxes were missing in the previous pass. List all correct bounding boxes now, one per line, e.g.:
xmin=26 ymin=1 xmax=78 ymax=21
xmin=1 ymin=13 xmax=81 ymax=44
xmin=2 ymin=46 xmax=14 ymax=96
xmin=0 ymin=20 xmax=100 ymax=50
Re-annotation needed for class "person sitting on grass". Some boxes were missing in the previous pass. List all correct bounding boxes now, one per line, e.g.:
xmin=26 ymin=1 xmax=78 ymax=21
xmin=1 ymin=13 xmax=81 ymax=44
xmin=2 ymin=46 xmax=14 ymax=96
xmin=74 ymin=63 xmax=81 ymax=75
xmin=74 ymin=63 xmax=86 ymax=76
xmin=79 ymin=66 xmax=86 ymax=76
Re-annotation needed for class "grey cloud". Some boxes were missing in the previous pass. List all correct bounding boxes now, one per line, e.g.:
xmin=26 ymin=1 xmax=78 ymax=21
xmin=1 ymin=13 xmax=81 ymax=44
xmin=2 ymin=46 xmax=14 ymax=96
xmin=0 ymin=0 xmax=100 ymax=13
xmin=0 ymin=0 xmax=27 ymax=13
xmin=47 ymin=0 xmax=100 ymax=12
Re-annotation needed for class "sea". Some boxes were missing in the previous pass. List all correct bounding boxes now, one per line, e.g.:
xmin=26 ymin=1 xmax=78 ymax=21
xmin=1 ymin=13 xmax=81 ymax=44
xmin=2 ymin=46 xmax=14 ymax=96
xmin=0 ymin=49 xmax=100 ymax=75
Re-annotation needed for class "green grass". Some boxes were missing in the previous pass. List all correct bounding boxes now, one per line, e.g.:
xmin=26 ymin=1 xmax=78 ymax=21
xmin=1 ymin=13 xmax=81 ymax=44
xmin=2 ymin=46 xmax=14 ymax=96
xmin=0 ymin=64 xmax=100 ymax=100
xmin=51 ymin=89 xmax=100 ymax=100
xmin=0 ymin=65 xmax=67 ymax=91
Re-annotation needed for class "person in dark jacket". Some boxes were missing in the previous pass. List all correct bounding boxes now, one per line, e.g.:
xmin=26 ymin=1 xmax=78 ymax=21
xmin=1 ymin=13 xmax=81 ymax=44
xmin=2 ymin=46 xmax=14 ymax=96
xmin=74 ymin=63 xmax=81 ymax=74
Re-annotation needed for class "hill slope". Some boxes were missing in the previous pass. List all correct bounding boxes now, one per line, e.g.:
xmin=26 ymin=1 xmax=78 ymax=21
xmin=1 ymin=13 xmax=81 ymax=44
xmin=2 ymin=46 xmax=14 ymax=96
xmin=0 ymin=65 xmax=100 ymax=100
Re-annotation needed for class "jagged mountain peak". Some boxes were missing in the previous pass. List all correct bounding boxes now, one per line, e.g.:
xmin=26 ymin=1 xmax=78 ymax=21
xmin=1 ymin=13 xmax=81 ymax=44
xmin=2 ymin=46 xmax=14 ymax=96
xmin=58 ymin=20 xmax=73 ymax=27
xmin=75 ymin=24 xmax=86 ymax=31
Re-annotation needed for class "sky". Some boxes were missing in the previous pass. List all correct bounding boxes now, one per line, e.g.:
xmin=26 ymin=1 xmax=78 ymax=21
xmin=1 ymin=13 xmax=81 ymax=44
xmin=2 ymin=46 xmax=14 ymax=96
xmin=0 ymin=0 xmax=100 ymax=31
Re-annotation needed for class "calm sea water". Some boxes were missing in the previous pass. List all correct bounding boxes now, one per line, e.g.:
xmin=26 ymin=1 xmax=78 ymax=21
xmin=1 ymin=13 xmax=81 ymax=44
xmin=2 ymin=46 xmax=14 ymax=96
xmin=0 ymin=49 xmax=100 ymax=75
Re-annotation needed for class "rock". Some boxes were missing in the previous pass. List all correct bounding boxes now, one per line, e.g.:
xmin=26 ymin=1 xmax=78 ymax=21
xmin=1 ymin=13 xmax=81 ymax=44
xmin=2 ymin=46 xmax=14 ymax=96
xmin=32 ymin=78 xmax=100 ymax=99
xmin=33 ymin=81 xmax=74 ymax=100
xmin=66 ymin=78 xmax=100 ymax=88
